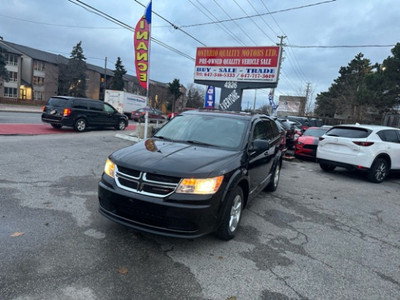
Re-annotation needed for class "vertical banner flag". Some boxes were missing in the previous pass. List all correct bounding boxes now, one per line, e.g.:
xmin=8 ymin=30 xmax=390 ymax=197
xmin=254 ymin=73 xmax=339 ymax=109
xmin=204 ymin=86 xmax=215 ymax=108
xmin=134 ymin=1 xmax=152 ymax=90
xmin=268 ymin=90 xmax=279 ymax=111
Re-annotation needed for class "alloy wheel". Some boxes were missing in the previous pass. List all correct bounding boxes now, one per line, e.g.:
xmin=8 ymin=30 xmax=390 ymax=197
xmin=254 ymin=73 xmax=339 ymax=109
xmin=229 ymin=195 xmax=242 ymax=233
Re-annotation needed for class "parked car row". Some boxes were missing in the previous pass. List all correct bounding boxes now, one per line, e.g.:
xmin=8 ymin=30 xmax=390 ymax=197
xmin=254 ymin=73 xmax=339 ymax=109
xmin=275 ymin=116 xmax=400 ymax=184
xmin=41 ymin=98 xmax=400 ymax=185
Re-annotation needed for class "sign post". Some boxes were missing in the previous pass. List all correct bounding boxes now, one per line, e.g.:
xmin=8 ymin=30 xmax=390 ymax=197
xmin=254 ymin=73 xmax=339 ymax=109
xmin=134 ymin=1 xmax=152 ymax=138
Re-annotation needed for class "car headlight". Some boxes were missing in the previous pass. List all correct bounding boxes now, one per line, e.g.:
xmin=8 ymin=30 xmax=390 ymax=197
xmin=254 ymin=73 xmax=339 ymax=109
xmin=176 ymin=175 xmax=224 ymax=194
xmin=104 ymin=158 xmax=115 ymax=178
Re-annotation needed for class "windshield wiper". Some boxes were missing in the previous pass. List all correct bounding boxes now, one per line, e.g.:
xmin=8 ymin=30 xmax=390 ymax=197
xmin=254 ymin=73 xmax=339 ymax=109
xmin=153 ymin=135 xmax=173 ymax=141
xmin=185 ymin=140 xmax=214 ymax=147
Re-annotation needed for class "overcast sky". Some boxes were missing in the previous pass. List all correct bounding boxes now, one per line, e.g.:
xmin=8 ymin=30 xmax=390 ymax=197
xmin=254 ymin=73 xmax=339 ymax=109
xmin=1 ymin=0 xmax=399 ymax=109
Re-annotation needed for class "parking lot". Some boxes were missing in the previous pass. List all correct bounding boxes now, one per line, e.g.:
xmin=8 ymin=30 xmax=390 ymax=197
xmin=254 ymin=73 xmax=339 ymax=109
xmin=1 ymin=131 xmax=399 ymax=299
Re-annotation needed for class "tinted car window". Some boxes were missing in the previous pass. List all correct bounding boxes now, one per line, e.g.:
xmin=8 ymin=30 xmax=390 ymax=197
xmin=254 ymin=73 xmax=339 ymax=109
xmin=252 ymin=121 xmax=269 ymax=140
xmin=88 ymin=101 xmax=104 ymax=112
xmin=104 ymin=103 xmax=115 ymax=113
xmin=377 ymin=130 xmax=400 ymax=143
xmin=72 ymin=100 xmax=88 ymax=109
xmin=326 ymin=127 xmax=371 ymax=138
xmin=47 ymin=97 xmax=68 ymax=107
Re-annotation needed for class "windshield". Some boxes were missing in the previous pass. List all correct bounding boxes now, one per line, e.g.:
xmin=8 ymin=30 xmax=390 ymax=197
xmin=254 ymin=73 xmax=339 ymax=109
xmin=154 ymin=114 xmax=248 ymax=150
xmin=303 ymin=128 xmax=328 ymax=137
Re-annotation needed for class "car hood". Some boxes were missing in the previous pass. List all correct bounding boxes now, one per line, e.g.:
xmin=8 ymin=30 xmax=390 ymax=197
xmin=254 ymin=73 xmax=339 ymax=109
xmin=111 ymin=139 xmax=243 ymax=178
xmin=298 ymin=135 xmax=319 ymax=145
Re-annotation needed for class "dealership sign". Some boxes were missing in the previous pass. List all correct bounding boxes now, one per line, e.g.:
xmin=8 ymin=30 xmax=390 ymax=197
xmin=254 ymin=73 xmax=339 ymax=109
xmin=194 ymin=46 xmax=280 ymax=83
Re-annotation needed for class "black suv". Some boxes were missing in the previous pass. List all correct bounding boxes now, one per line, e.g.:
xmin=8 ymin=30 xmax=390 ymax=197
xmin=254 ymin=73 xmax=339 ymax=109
xmin=41 ymin=96 xmax=128 ymax=132
xmin=98 ymin=110 xmax=283 ymax=240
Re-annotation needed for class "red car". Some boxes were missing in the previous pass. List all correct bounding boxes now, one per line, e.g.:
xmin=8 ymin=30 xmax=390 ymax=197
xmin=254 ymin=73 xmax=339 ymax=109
xmin=168 ymin=107 xmax=196 ymax=120
xmin=131 ymin=107 xmax=165 ymax=122
xmin=294 ymin=127 xmax=330 ymax=158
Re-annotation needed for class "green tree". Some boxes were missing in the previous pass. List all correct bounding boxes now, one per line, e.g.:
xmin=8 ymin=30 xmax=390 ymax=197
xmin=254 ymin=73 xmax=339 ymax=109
xmin=168 ymin=78 xmax=182 ymax=112
xmin=0 ymin=47 xmax=10 ymax=82
xmin=315 ymin=53 xmax=372 ymax=121
xmin=110 ymin=57 xmax=127 ymax=91
xmin=58 ymin=42 xmax=87 ymax=97
xmin=365 ymin=43 xmax=400 ymax=114
xmin=186 ymin=83 xmax=205 ymax=108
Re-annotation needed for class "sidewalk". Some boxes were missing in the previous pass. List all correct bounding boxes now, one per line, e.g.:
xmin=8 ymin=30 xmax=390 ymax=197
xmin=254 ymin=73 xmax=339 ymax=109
xmin=0 ymin=103 xmax=42 ymax=113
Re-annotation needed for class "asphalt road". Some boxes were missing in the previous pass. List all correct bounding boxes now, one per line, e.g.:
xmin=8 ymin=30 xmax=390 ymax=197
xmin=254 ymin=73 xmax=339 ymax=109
xmin=1 ymin=131 xmax=399 ymax=299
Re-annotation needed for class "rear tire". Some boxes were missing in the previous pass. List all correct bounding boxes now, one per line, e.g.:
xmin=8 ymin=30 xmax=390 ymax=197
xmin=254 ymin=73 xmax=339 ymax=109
xmin=74 ymin=118 xmax=87 ymax=132
xmin=50 ymin=123 xmax=62 ymax=129
xmin=367 ymin=158 xmax=388 ymax=183
xmin=265 ymin=162 xmax=280 ymax=192
xmin=319 ymin=162 xmax=336 ymax=172
xmin=116 ymin=120 xmax=127 ymax=130
xmin=215 ymin=186 xmax=244 ymax=241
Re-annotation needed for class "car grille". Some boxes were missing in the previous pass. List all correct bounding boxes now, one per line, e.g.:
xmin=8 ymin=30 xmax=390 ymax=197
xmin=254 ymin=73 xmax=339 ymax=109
xmin=304 ymin=144 xmax=317 ymax=150
xmin=115 ymin=165 xmax=181 ymax=198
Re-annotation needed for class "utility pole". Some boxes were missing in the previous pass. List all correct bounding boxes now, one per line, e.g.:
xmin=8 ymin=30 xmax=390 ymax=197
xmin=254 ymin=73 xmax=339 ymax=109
xmin=269 ymin=35 xmax=286 ymax=115
xmin=304 ymin=82 xmax=311 ymax=115
xmin=253 ymin=89 xmax=257 ymax=111
xmin=103 ymin=57 xmax=107 ymax=100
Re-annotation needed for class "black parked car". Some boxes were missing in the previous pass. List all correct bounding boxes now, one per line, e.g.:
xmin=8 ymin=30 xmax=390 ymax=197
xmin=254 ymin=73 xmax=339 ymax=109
xmin=98 ymin=110 xmax=283 ymax=240
xmin=41 ymin=96 xmax=128 ymax=132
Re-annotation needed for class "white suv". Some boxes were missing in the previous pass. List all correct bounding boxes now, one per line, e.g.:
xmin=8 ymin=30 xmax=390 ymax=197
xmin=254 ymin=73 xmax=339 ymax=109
xmin=316 ymin=124 xmax=400 ymax=183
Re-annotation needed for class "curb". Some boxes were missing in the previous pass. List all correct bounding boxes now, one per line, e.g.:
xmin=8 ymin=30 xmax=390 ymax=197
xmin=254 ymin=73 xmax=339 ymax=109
xmin=115 ymin=133 xmax=141 ymax=143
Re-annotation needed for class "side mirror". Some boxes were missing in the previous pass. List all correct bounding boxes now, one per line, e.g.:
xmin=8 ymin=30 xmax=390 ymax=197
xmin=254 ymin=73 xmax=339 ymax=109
xmin=250 ymin=139 xmax=270 ymax=153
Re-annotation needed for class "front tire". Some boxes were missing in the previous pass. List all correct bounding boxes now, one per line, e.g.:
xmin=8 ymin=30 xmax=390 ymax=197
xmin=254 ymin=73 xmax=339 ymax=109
xmin=74 ymin=118 xmax=87 ymax=132
xmin=319 ymin=162 xmax=336 ymax=172
xmin=367 ymin=158 xmax=388 ymax=183
xmin=215 ymin=186 xmax=244 ymax=241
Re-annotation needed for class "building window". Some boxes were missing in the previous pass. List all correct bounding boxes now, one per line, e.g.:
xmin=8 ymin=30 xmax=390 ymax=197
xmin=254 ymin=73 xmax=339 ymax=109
xmin=4 ymin=87 xmax=18 ymax=98
xmin=34 ymin=91 xmax=44 ymax=101
xmin=34 ymin=61 xmax=45 ymax=71
xmin=8 ymin=71 xmax=18 ymax=82
xmin=33 ymin=76 xmax=45 ymax=86
xmin=5 ymin=54 xmax=18 ymax=66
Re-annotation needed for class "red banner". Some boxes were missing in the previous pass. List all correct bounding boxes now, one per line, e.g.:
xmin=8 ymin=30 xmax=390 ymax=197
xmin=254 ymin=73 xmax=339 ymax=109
xmin=134 ymin=16 xmax=150 ymax=90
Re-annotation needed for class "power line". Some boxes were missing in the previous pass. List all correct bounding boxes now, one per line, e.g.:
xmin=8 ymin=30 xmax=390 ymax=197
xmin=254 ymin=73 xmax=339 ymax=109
xmin=188 ymin=0 xmax=245 ymax=46
xmin=133 ymin=0 xmax=206 ymax=46
xmin=232 ymin=0 xmax=275 ymax=44
xmin=286 ymin=44 xmax=396 ymax=48
xmin=177 ymin=0 xmax=337 ymax=28
xmin=211 ymin=0 xmax=257 ymax=45
xmin=0 ymin=14 xmax=121 ymax=29
xmin=67 ymin=0 xmax=195 ymax=61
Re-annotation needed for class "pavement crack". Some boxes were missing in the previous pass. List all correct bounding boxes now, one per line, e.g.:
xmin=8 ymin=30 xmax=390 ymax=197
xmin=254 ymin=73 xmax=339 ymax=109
xmin=268 ymin=268 xmax=308 ymax=300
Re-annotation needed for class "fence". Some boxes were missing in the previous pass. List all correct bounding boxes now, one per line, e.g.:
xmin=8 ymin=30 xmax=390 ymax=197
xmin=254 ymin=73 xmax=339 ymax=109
xmin=383 ymin=114 xmax=400 ymax=128
xmin=0 ymin=97 xmax=45 ymax=106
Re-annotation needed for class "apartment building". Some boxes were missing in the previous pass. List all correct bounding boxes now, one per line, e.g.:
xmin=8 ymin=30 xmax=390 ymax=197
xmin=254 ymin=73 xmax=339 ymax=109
xmin=0 ymin=39 xmax=157 ymax=102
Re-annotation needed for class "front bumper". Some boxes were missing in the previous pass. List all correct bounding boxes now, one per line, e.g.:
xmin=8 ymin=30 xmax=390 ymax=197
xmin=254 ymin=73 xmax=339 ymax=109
xmin=294 ymin=144 xmax=317 ymax=157
xmin=98 ymin=175 xmax=223 ymax=238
